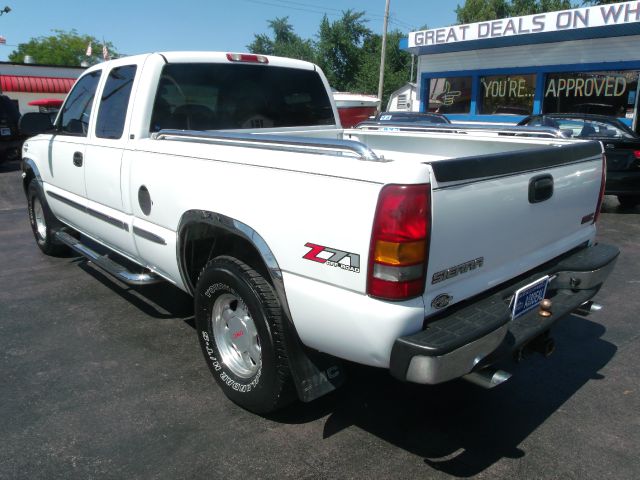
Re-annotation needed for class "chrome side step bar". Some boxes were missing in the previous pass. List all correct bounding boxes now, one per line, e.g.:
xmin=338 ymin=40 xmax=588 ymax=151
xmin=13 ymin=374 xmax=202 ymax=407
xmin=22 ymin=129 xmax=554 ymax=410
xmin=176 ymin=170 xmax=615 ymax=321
xmin=55 ymin=231 xmax=161 ymax=286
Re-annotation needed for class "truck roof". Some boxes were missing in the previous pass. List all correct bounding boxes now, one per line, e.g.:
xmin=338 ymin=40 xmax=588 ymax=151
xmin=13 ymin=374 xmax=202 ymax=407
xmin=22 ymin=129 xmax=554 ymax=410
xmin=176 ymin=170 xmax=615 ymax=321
xmin=83 ymin=51 xmax=317 ymax=74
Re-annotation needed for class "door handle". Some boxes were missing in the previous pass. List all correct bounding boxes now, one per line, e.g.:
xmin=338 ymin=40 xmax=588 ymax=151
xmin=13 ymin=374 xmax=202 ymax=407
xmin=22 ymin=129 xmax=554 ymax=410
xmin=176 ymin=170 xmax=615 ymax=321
xmin=73 ymin=151 xmax=83 ymax=167
xmin=529 ymin=174 xmax=554 ymax=203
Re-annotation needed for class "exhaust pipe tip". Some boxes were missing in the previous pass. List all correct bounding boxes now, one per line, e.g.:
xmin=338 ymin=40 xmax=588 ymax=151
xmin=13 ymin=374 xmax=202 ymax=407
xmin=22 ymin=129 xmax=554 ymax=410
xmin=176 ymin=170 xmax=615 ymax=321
xmin=527 ymin=335 xmax=556 ymax=358
xmin=463 ymin=368 xmax=512 ymax=389
xmin=574 ymin=301 xmax=603 ymax=316
xmin=541 ymin=337 xmax=555 ymax=357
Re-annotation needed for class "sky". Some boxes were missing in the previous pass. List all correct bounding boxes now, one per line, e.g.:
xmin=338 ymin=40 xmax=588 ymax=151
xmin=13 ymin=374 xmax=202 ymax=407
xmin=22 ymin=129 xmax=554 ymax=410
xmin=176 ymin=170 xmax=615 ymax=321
xmin=0 ymin=0 xmax=461 ymax=62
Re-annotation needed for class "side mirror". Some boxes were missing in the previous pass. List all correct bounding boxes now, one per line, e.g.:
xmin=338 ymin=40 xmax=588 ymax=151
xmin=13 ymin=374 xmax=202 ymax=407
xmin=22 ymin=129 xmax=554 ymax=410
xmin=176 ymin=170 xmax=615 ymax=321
xmin=19 ymin=112 xmax=54 ymax=137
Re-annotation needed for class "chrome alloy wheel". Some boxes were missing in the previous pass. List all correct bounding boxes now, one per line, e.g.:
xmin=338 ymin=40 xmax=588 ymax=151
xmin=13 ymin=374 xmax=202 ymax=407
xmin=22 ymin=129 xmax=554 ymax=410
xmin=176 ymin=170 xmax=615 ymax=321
xmin=212 ymin=293 xmax=261 ymax=378
xmin=32 ymin=197 xmax=47 ymax=241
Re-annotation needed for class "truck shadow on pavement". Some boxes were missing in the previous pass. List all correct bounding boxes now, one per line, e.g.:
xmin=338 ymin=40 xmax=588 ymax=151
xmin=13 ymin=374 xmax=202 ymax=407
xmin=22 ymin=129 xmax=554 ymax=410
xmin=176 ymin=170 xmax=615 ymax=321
xmin=76 ymin=260 xmax=194 ymax=321
xmin=273 ymin=314 xmax=616 ymax=477
xmin=69 ymin=246 xmax=616 ymax=477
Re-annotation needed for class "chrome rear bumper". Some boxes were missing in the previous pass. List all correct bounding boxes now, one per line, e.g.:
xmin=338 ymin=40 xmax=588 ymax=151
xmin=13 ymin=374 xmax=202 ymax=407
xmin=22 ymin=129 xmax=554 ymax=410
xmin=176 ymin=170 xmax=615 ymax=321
xmin=389 ymin=243 xmax=619 ymax=384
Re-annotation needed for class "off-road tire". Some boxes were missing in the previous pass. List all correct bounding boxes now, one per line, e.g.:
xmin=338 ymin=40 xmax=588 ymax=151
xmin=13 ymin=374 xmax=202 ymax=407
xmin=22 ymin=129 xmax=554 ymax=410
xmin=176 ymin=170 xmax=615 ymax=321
xmin=194 ymin=255 xmax=294 ymax=414
xmin=27 ymin=180 xmax=69 ymax=256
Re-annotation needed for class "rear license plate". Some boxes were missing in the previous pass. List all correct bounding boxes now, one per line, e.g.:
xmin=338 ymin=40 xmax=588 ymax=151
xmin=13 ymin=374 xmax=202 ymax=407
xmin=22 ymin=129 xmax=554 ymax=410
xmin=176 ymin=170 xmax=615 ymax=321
xmin=511 ymin=275 xmax=549 ymax=320
xmin=0 ymin=128 xmax=11 ymax=136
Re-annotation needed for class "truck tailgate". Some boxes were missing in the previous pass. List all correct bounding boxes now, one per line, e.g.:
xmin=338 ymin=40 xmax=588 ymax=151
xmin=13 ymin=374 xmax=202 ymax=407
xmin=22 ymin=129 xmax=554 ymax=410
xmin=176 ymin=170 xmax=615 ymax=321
xmin=424 ymin=141 xmax=603 ymax=316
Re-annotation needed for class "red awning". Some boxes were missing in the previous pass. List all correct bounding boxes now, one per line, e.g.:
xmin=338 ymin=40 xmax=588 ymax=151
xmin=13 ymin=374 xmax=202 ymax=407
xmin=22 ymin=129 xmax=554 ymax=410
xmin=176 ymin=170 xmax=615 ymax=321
xmin=28 ymin=98 xmax=64 ymax=108
xmin=0 ymin=75 xmax=76 ymax=94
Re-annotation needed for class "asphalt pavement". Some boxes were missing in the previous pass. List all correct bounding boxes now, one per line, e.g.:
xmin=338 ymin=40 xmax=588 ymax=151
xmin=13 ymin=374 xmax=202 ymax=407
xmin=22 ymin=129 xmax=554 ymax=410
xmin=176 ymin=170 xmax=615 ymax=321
xmin=1 ymin=158 xmax=639 ymax=479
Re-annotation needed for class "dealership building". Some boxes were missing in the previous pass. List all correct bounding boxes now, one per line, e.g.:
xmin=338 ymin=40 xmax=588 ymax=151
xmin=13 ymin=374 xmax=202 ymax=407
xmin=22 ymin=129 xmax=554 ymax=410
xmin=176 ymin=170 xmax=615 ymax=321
xmin=401 ymin=0 xmax=640 ymax=133
xmin=0 ymin=62 xmax=84 ymax=113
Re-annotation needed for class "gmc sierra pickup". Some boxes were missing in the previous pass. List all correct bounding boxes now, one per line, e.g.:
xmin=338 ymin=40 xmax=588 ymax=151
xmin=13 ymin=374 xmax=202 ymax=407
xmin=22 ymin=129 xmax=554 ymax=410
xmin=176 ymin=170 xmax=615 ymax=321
xmin=20 ymin=51 xmax=618 ymax=413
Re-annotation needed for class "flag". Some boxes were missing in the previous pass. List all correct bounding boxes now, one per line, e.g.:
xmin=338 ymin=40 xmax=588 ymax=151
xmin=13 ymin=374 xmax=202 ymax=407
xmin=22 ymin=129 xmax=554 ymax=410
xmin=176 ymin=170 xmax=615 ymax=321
xmin=86 ymin=42 xmax=92 ymax=56
xmin=0 ymin=36 xmax=7 ymax=45
xmin=102 ymin=44 xmax=110 ymax=61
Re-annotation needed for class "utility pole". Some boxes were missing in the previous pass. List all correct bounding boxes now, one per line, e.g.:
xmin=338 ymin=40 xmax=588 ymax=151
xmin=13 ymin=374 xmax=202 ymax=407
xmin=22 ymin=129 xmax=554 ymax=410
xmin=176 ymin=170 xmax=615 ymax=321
xmin=410 ymin=54 xmax=415 ymax=83
xmin=376 ymin=0 xmax=390 ymax=114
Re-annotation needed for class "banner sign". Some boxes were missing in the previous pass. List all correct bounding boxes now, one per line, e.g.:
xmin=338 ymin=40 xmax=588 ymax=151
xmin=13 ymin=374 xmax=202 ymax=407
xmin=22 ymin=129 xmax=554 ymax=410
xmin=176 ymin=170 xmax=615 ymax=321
xmin=409 ymin=1 xmax=640 ymax=48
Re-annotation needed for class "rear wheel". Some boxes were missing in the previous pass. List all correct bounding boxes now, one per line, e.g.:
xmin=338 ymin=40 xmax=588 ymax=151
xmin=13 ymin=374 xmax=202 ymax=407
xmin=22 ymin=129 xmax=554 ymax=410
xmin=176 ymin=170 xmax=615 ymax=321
xmin=27 ymin=180 xmax=69 ymax=256
xmin=617 ymin=195 xmax=640 ymax=208
xmin=195 ymin=255 xmax=294 ymax=413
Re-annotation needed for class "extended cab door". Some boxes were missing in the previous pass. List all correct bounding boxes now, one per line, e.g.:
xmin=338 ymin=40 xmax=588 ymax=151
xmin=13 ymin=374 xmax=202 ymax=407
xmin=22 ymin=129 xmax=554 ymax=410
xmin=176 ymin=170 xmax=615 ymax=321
xmin=83 ymin=64 xmax=139 ymax=257
xmin=45 ymin=71 xmax=101 ymax=228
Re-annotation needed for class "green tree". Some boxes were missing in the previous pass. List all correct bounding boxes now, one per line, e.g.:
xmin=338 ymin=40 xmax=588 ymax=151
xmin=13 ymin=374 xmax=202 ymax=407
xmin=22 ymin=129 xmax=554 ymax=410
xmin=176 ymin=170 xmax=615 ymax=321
xmin=315 ymin=10 xmax=373 ymax=91
xmin=8 ymin=29 xmax=117 ymax=66
xmin=248 ymin=11 xmax=412 ymax=105
xmin=456 ymin=0 xmax=575 ymax=23
xmin=247 ymin=17 xmax=315 ymax=62
xmin=581 ymin=0 xmax=621 ymax=4
xmin=511 ymin=0 xmax=573 ymax=15
xmin=456 ymin=0 xmax=511 ymax=23
xmin=353 ymin=30 xmax=413 ymax=107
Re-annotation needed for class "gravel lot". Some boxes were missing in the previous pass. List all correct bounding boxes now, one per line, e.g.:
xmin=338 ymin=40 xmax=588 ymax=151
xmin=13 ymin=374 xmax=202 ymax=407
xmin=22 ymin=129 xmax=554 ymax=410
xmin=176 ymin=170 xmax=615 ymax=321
xmin=1 ymin=158 xmax=639 ymax=479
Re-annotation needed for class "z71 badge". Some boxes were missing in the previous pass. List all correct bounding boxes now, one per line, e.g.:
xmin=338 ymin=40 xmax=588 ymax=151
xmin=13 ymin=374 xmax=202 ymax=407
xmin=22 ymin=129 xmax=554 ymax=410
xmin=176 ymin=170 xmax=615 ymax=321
xmin=303 ymin=243 xmax=360 ymax=273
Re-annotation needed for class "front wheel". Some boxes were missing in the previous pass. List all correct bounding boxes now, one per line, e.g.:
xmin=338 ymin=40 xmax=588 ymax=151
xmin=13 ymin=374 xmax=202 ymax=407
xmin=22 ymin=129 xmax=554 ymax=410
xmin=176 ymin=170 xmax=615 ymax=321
xmin=195 ymin=256 xmax=294 ymax=413
xmin=617 ymin=195 xmax=640 ymax=208
xmin=27 ymin=180 xmax=69 ymax=256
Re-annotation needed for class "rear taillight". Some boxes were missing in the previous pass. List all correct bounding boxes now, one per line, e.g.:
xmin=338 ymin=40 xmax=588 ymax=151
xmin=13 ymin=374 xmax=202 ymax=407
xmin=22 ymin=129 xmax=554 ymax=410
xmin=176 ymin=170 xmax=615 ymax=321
xmin=367 ymin=184 xmax=431 ymax=300
xmin=593 ymin=153 xmax=607 ymax=224
xmin=633 ymin=150 xmax=640 ymax=160
xmin=226 ymin=53 xmax=269 ymax=64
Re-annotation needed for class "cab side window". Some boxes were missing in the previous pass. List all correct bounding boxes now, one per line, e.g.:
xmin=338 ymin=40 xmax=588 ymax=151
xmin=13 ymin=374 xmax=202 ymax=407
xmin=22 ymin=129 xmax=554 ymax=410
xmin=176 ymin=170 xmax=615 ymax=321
xmin=96 ymin=65 xmax=137 ymax=139
xmin=58 ymin=71 xmax=101 ymax=136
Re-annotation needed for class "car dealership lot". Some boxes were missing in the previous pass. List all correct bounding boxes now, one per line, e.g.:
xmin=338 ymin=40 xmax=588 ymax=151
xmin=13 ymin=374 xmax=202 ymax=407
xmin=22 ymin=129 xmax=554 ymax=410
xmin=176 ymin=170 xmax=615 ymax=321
xmin=1 ymin=159 xmax=639 ymax=480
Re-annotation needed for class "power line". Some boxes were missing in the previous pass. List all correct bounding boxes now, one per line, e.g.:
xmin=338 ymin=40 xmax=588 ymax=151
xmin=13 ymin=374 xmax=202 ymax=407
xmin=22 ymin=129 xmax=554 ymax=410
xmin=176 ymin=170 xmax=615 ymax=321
xmin=388 ymin=13 xmax=418 ymax=31
xmin=253 ymin=0 xmax=345 ymax=14
xmin=239 ymin=0 xmax=416 ymax=31
xmin=239 ymin=0 xmax=345 ymax=17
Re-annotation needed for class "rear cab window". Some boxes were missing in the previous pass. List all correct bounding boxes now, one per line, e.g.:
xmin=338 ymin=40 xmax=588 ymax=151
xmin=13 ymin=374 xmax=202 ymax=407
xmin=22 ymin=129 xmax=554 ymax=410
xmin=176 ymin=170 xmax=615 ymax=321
xmin=150 ymin=63 xmax=335 ymax=132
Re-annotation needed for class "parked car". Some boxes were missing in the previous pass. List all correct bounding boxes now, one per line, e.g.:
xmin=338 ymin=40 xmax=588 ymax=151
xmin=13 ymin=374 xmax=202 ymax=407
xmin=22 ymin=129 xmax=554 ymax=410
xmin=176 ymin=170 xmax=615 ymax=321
xmin=373 ymin=111 xmax=450 ymax=124
xmin=28 ymin=98 xmax=64 ymax=124
xmin=0 ymin=94 xmax=22 ymax=164
xmin=492 ymin=106 xmax=531 ymax=116
xmin=518 ymin=114 xmax=640 ymax=207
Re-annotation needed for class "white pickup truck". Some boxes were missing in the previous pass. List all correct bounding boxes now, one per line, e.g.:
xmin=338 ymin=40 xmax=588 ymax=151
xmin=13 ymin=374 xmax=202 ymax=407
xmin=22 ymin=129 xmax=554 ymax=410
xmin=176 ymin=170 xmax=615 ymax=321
xmin=20 ymin=52 xmax=618 ymax=414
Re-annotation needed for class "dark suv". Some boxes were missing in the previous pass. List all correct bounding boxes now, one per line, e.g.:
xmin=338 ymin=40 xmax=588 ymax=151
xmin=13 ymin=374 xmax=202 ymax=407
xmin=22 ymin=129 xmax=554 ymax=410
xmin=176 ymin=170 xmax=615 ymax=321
xmin=518 ymin=113 xmax=640 ymax=208
xmin=0 ymin=94 xmax=21 ymax=164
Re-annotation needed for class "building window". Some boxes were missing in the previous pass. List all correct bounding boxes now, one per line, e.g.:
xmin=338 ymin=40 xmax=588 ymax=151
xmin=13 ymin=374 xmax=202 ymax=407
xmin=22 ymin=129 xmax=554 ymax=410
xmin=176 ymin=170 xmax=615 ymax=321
xmin=397 ymin=94 xmax=408 ymax=109
xmin=427 ymin=76 xmax=471 ymax=114
xmin=543 ymin=70 xmax=639 ymax=118
xmin=479 ymin=74 xmax=536 ymax=115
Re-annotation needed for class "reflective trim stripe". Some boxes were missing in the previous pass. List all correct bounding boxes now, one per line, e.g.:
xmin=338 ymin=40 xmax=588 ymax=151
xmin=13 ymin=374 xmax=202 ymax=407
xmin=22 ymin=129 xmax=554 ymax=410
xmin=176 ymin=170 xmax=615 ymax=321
xmin=46 ymin=190 xmax=129 ymax=232
xmin=133 ymin=226 xmax=166 ymax=245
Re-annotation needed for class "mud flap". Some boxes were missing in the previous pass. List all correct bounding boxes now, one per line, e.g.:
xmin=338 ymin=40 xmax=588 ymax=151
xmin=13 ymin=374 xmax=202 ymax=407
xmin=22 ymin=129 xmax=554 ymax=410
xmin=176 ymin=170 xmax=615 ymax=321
xmin=282 ymin=324 xmax=346 ymax=402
